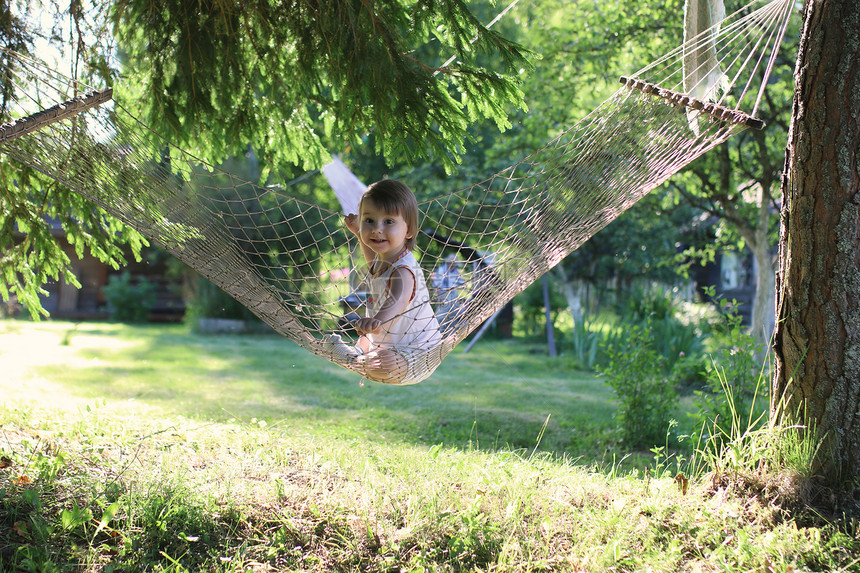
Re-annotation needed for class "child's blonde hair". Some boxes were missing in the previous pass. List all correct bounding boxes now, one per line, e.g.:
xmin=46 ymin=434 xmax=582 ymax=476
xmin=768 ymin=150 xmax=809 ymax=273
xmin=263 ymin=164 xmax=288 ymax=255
xmin=360 ymin=179 xmax=419 ymax=251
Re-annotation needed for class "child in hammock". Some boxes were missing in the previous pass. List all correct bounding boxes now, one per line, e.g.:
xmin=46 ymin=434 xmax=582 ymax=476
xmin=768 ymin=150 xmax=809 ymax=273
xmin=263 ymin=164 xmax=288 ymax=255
xmin=325 ymin=179 xmax=442 ymax=385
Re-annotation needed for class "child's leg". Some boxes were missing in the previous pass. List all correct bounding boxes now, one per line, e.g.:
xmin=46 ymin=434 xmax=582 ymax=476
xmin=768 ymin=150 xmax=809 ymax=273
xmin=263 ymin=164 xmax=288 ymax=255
xmin=320 ymin=333 xmax=359 ymax=358
xmin=358 ymin=348 xmax=408 ymax=384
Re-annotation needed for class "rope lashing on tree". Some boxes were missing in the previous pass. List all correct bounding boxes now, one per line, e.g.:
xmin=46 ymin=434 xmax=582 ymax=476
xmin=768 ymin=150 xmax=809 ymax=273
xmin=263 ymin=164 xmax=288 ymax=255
xmin=0 ymin=0 xmax=795 ymax=385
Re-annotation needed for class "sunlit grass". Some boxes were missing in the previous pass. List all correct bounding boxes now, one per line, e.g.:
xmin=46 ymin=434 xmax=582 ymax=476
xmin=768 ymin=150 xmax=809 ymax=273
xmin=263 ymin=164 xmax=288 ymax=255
xmin=2 ymin=319 xmax=857 ymax=572
xmin=2 ymin=320 xmax=619 ymax=458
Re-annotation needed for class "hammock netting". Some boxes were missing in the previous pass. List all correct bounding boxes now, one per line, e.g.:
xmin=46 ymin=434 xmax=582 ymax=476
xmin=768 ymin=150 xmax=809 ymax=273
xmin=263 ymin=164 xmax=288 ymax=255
xmin=0 ymin=0 xmax=794 ymax=384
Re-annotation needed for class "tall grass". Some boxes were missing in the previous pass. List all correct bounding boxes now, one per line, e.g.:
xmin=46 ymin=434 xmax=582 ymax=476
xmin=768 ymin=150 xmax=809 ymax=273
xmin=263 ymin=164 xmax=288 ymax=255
xmin=561 ymin=288 xmax=706 ymax=373
xmin=3 ymin=404 xmax=856 ymax=572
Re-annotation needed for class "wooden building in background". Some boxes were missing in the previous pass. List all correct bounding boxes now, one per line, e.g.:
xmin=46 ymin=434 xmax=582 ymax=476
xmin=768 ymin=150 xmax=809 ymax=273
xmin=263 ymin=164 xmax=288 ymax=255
xmin=11 ymin=219 xmax=184 ymax=321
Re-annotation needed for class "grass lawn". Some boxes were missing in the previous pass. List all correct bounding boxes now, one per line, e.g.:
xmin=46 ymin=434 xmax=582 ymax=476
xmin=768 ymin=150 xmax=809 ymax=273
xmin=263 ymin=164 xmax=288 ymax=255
xmin=1 ymin=319 xmax=857 ymax=572
xmin=3 ymin=320 xmax=621 ymax=459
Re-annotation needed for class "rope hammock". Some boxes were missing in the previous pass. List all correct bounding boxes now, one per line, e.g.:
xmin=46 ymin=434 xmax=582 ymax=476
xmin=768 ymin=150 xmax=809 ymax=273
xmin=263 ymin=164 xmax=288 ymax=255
xmin=0 ymin=0 xmax=794 ymax=385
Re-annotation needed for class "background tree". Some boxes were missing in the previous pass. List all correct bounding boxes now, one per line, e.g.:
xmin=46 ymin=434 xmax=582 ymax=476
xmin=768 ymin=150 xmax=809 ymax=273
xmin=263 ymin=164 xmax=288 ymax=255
xmin=419 ymin=0 xmax=694 ymax=323
xmin=0 ymin=0 xmax=531 ymax=317
xmin=667 ymin=28 xmax=797 ymax=350
xmin=549 ymin=0 xmax=797 ymax=350
xmin=492 ymin=0 xmax=795 ymax=350
xmin=772 ymin=0 xmax=860 ymax=487
xmin=0 ymin=1 xmax=146 ymax=317
xmin=110 ymin=0 xmax=531 ymax=173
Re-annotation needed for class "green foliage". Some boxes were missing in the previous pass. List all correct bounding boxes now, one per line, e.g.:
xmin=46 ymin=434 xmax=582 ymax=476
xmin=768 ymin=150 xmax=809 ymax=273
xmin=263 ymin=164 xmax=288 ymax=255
xmin=622 ymin=285 xmax=677 ymax=323
xmin=623 ymin=287 xmax=706 ymax=370
xmin=650 ymin=317 xmax=706 ymax=372
xmin=565 ymin=316 xmax=604 ymax=371
xmin=1 ymin=2 xmax=139 ymax=320
xmin=669 ymin=352 xmax=710 ymax=388
xmin=557 ymin=287 xmax=706 ymax=375
xmin=0 ymin=3 xmax=32 ymax=62
xmin=1 ymin=0 xmax=530 ymax=321
xmin=102 ymin=271 xmax=156 ymax=323
xmin=600 ymin=321 xmax=677 ymax=449
xmin=690 ymin=292 xmax=769 ymax=444
xmin=497 ymin=0 xmax=683 ymax=150
xmin=110 ymin=0 xmax=533 ymax=173
xmin=513 ymin=278 xmax=567 ymax=337
xmin=0 ymin=163 xmax=146 ymax=320
xmin=184 ymin=276 xmax=257 ymax=324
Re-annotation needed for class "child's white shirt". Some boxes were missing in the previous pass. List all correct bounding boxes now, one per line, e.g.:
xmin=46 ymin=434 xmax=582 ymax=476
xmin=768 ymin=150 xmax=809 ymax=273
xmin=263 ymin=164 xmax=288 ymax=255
xmin=364 ymin=251 xmax=442 ymax=352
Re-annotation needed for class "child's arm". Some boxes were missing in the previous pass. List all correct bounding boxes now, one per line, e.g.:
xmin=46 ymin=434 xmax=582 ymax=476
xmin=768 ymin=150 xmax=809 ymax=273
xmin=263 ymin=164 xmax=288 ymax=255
xmin=355 ymin=266 xmax=416 ymax=336
xmin=344 ymin=213 xmax=376 ymax=267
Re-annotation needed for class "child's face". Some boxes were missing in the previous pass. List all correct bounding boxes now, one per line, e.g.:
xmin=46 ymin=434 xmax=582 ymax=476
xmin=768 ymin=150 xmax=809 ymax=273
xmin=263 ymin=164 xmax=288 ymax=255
xmin=359 ymin=198 xmax=412 ymax=262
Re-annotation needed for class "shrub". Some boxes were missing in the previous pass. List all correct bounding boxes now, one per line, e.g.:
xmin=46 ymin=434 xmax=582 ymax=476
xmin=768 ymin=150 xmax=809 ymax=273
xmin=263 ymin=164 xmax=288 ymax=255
xmin=599 ymin=321 xmax=677 ymax=448
xmin=669 ymin=352 xmax=709 ymax=389
xmin=184 ymin=276 xmax=258 ymax=328
xmin=102 ymin=271 xmax=156 ymax=323
xmin=565 ymin=317 xmax=603 ymax=370
xmin=618 ymin=286 xmax=705 ymax=372
xmin=691 ymin=302 xmax=769 ymax=443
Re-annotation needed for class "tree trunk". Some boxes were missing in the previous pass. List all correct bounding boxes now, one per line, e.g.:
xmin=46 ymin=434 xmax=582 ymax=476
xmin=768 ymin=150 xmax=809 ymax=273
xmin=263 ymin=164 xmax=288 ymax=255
xmin=772 ymin=0 xmax=860 ymax=486
xmin=750 ymin=239 xmax=775 ymax=352
xmin=542 ymin=275 xmax=558 ymax=357
xmin=749 ymin=127 xmax=779 ymax=354
xmin=555 ymin=267 xmax=585 ymax=327
xmin=733 ymin=179 xmax=776 ymax=355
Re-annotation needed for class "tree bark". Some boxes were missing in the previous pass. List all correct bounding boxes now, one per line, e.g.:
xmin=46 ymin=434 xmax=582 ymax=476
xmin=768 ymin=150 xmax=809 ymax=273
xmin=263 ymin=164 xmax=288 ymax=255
xmin=772 ymin=0 xmax=860 ymax=485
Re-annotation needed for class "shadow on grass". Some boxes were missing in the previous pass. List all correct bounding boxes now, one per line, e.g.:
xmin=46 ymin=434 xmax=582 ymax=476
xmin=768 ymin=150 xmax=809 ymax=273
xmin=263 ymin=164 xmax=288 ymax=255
xmin=24 ymin=321 xmax=619 ymax=461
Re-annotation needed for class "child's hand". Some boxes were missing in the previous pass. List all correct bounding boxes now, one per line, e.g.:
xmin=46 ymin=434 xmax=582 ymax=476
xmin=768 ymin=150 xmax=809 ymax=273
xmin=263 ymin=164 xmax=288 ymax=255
xmin=344 ymin=213 xmax=359 ymax=236
xmin=355 ymin=317 xmax=382 ymax=336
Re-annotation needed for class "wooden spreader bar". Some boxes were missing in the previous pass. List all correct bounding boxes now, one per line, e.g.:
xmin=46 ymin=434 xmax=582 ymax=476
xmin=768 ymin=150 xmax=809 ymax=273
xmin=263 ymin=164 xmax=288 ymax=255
xmin=619 ymin=76 xmax=765 ymax=130
xmin=0 ymin=87 xmax=113 ymax=144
